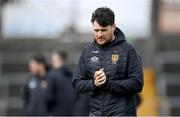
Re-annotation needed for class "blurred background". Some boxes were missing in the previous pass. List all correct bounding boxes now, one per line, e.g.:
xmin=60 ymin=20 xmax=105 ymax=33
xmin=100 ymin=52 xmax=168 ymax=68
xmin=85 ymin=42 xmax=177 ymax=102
xmin=0 ymin=0 xmax=180 ymax=116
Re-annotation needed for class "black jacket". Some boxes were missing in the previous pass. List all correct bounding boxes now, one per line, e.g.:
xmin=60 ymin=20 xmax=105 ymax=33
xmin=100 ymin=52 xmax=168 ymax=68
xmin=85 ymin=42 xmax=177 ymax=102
xmin=72 ymin=27 xmax=144 ymax=116
xmin=46 ymin=66 xmax=76 ymax=116
xmin=22 ymin=75 xmax=48 ymax=115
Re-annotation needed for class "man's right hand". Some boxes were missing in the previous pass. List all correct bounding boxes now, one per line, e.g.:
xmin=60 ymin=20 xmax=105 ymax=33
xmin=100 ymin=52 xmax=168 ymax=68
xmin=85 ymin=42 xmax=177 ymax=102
xmin=94 ymin=68 xmax=106 ymax=87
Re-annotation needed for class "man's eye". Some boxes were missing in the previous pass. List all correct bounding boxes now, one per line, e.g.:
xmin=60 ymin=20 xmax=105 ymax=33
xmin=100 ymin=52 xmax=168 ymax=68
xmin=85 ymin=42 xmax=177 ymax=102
xmin=94 ymin=30 xmax=99 ymax=32
xmin=101 ymin=29 xmax=107 ymax=32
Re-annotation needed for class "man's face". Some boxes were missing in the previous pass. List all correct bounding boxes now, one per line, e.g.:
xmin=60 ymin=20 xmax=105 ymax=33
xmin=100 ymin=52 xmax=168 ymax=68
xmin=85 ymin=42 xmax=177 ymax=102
xmin=51 ymin=52 xmax=63 ymax=69
xmin=93 ymin=21 xmax=115 ymax=46
xmin=29 ymin=60 xmax=38 ymax=75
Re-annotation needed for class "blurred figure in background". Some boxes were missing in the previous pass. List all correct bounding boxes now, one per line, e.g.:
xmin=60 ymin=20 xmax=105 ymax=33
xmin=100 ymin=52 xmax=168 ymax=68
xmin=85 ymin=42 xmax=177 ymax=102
xmin=46 ymin=51 xmax=76 ymax=116
xmin=22 ymin=53 xmax=49 ymax=115
xmin=46 ymin=51 xmax=90 ymax=116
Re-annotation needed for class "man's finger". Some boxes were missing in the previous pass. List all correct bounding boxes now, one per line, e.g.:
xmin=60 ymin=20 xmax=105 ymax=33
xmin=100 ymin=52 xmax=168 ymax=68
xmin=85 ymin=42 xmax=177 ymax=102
xmin=96 ymin=68 xmax=104 ymax=75
xmin=97 ymin=73 xmax=105 ymax=79
xmin=95 ymin=73 xmax=105 ymax=80
xmin=94 ymin=70 xmax=101 ymax=78
xmin=95 ymin=71 xmax=104 ymax=77
xmin=96 ymin=76 xmax=106 ymax=83
xmin=97 ymin=78 xmax=106 ymax=85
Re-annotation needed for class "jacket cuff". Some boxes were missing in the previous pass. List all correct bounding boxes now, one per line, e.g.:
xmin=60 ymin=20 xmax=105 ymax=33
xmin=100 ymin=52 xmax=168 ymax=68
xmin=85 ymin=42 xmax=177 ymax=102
xmin=103 ymin=78 xmax=110 ymax=90
xmin=92 ymin=80 xmax=101 ymax=94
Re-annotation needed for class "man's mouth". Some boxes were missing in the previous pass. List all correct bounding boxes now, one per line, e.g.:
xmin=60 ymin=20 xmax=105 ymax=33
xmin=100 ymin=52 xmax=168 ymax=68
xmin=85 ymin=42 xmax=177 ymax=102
xmin=98 ymin=38 xmax=104 ymax=41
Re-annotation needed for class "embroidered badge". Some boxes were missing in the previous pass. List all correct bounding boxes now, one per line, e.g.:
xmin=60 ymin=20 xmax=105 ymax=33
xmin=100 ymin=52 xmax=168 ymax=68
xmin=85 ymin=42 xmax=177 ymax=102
xmin=111 ymin=54 xmax=119 ymax=64
xmin=91 ymin=56 xmax=99 ymax=63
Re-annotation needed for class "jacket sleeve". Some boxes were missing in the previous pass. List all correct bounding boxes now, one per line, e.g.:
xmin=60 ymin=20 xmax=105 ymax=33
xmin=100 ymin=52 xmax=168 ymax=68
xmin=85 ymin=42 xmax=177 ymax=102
xmin=22 ymin=82 xmax=30 ymax=108
xmin=46 ymin=72 xmax=56 ymax=111
xmin=104 ymin=47 xmax=144 ymax=94
xmin=72 ymin=50 xmax=97 ymax=95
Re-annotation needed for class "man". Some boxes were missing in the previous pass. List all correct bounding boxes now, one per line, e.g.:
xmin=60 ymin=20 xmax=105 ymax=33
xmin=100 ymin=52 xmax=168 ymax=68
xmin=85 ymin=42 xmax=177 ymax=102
xmin=23 ymin=54 xmax=49 ymax=115
xmin=49 ymin=51 xmax=90 ymax=115
xmin=72 ymin=7 xmax=144 ymax=116
xmin=46 ymin=51 xmax=76 ymax=116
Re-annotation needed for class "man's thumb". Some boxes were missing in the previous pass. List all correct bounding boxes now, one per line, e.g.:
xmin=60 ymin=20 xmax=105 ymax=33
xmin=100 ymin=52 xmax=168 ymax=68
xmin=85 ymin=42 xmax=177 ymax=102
xmin=100 ymin=68 xmax=104 ymax=71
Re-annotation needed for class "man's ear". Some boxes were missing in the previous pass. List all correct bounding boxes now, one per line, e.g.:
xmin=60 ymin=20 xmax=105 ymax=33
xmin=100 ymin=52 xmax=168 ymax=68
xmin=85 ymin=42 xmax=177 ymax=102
xmin=113 ymin=23 xmax=116 ymax=31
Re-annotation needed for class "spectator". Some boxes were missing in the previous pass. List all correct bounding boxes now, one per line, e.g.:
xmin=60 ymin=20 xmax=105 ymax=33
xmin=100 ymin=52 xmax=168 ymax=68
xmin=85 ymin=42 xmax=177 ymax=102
xmin=22 ymin=53 xmax=49 ymax=115
xmin=46 ymin=51 xmax=76 ymax=116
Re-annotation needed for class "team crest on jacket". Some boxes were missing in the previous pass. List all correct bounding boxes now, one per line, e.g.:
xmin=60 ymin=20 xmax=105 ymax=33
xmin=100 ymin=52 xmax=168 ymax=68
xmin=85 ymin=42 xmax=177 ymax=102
xmin=112 ymin=54 xmax=119 ymax=64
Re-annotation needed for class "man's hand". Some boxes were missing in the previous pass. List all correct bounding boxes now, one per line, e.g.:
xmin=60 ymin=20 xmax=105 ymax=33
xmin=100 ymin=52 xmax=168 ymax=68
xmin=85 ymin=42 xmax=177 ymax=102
xmin=94 ymin=68 xmax=106 ymax=87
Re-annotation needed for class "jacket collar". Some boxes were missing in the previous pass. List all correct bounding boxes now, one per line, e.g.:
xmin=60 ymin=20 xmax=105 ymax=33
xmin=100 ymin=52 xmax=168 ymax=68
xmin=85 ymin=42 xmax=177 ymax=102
xmin=93 ymin=27 xmax=126 ymax=49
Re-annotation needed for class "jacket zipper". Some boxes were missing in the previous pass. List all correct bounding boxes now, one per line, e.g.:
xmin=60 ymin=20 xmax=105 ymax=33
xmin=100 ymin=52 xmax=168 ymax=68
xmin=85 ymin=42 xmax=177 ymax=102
xmin=101 ymin=49 xmax=105 ymax=116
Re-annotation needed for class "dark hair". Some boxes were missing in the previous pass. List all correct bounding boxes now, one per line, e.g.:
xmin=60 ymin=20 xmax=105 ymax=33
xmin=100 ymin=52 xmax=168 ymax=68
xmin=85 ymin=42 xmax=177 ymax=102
xmin=32 ymin=53 xmax=49 ymax=71
xmin=91 ymin=7 xmax=115 ymax=27
xmin=55 ymin=51 xmax=67 ymax=61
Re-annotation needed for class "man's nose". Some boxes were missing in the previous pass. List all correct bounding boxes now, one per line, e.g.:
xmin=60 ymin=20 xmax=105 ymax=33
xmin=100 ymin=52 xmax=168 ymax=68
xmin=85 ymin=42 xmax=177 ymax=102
xmin=97 ymin=31 xmax=103 ymax=37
